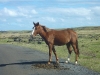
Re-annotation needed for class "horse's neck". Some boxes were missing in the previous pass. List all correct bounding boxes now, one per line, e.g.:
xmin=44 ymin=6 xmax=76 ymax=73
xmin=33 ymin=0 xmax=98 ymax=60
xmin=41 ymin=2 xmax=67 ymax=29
xmin=45 ymin=28 xmax=51 ymax=32
xmin=39 ymin=32 xmax=49 ymax=45
xmin=39 ymin=30 xmax=47 ymax=40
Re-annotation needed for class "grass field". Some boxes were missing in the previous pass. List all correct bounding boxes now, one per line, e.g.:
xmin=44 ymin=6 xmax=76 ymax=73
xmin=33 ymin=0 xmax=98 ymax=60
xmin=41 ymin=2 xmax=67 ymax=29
xmin=0 ymin=26 xmax=100 ymax=72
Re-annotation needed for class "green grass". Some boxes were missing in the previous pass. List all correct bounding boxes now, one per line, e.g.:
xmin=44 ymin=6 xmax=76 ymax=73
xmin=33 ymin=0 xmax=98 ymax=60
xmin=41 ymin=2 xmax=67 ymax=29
xmin=0 ymin=26 xmax=100 ymax=72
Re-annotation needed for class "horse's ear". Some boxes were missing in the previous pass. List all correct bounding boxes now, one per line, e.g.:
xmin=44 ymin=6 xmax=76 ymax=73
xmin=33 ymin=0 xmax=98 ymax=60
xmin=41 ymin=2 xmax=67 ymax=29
xmin=36 ymin=22 xmax=39 ymax=25
xmin=33 ymin=22 xmax=39 ymax=26
xmin=33 ymin=22 xmax=35 ymax=25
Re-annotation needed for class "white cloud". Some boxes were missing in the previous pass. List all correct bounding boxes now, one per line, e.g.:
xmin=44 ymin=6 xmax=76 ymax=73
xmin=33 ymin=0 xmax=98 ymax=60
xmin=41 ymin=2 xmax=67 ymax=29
xmin=18 ymin=12 xmax=28 ymax=17
xmin=41 ymin=17 xmax=56 ymax=22
xmin=4 ymin=7 xmax=18 ymax=17
xmin=17 ymin=7 xmax=28 ymax=14
xmin=71 ymin=8 xmax=91 ymax=16
xmin=17 ymin=7 xmax=37 ymax=17
xmin=0 ymin=7 xmax=38 ymax=17
xmin=46 ymin=7 xmax=91 ymax=17
xmin=31 ymin=9 xmax=38 ymax=14
xmin=91 ymin=6 xmax=100 ymax=16
xmin=45 ymin=6 xmax=100 ymax=23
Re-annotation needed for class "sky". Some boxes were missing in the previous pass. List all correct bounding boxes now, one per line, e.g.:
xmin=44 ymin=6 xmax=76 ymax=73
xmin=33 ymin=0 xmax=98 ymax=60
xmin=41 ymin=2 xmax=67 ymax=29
xmin=0 ymin=0 xmax=100 ymax=30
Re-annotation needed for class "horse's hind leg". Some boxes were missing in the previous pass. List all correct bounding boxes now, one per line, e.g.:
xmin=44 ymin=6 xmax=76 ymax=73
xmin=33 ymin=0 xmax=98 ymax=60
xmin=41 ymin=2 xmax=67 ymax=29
xmin=52 ymin=46 xmax=59 ymax=64
xmin=72 ymin=43 xmax=78 ymax=64
xmin=65 ymin=43 xmax=72 ymax=63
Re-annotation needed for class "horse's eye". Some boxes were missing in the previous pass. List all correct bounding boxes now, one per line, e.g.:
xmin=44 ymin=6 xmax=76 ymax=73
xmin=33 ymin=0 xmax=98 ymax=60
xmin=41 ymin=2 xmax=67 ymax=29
xmin=35 ymin=28 xmax=37 ymax=30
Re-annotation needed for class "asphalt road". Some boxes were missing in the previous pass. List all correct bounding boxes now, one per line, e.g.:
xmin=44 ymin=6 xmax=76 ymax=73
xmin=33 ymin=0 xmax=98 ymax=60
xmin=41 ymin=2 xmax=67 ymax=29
xmin=0 ymin=44 xmax=99 ymax=75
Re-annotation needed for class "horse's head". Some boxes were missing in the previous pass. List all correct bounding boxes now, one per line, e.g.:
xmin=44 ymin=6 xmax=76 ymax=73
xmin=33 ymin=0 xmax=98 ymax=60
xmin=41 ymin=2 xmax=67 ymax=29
xmin=31 ymin=22 xmax=43 ymax=37
xmin=31 ymin=22 xmax=51 ymax=37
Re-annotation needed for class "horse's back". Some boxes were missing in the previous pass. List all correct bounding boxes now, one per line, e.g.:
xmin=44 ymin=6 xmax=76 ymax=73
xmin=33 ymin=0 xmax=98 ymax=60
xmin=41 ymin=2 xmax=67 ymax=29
xmin=54 ymin=29 xmax=77 ymax=37
xmin=52 ymin=29 xmax=77 ymax=45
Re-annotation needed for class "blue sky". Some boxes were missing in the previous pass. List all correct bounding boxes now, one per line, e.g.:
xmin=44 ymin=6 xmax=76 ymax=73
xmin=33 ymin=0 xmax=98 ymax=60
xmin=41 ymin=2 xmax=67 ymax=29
xmin=0 ymin=0 xmax=100 ymax=30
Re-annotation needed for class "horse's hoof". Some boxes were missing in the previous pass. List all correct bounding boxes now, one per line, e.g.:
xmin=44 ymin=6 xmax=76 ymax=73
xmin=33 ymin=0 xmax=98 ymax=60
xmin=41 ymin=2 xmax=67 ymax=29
xmin=48 ymin=62 xmax=51 ymax=64
xmin=65 ymin=61 xmax=69 ymax=64
xmin=75 ymin=61 xmax=78 ymax=65
xmin=56 ymin=61 xmax=59 ymax=64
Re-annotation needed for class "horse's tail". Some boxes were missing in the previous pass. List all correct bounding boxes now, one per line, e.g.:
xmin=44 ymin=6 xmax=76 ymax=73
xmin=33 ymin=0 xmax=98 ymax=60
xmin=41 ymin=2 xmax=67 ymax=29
xmin=76 ymin=39 xmax=79 ymax=57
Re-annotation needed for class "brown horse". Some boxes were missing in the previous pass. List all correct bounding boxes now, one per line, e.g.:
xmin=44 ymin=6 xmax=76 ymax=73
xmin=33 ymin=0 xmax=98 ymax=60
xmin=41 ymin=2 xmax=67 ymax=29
xmin=31 ymin=22 xmax=79 ymax=64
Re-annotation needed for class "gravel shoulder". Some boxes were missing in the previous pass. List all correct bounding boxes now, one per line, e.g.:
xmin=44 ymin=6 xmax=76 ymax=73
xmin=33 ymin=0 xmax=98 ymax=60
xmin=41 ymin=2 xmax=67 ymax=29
xmin=0 ymin=44 xmax=99 ymax=75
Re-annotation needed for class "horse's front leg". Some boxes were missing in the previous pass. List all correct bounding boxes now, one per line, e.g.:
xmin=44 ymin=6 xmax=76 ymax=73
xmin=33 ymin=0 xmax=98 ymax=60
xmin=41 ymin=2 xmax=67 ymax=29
xmin=48 ymin=44 xmax=53 ymax=64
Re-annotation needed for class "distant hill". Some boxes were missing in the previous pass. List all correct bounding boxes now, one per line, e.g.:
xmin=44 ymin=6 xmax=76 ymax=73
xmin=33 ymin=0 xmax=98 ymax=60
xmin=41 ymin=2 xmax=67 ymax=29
xmin=73 ymin=26 xmax=100 ymax=30
xmin=0 ymin=31 xmax=7 ymax=33
xmin=0 ymin=26 xmax=100 ymax=33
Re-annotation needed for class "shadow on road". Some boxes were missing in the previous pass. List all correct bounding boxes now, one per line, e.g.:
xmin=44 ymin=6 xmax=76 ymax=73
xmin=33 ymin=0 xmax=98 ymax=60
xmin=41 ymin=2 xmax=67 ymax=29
xmin=0 ymin=61 xmax=65 ymax=67
xmin=0 ymin=61 xmax=45 ymax=67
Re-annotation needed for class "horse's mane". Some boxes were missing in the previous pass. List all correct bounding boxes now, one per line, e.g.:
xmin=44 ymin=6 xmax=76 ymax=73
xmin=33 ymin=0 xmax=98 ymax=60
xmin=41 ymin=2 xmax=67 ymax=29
xmin=42 ymin=26 xmax=51 ymax=32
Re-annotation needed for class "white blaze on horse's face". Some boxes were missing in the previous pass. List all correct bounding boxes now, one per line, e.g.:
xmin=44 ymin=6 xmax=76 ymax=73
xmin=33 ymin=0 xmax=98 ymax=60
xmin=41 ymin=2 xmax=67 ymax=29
xmin=31 ymin=28 xmax=34 ymax=36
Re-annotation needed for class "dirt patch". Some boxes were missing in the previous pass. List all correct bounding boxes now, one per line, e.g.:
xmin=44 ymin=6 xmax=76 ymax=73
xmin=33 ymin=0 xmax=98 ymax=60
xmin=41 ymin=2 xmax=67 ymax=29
xmin=32 ymin=63 xmax=70 ymax=70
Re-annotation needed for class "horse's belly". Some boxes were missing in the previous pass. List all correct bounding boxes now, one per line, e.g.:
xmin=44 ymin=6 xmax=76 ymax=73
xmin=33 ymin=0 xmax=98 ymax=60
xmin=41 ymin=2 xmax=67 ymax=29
xmin=54 ymin=43 xmax=65 ymax=46
xmin=54 ymin=39 xmax=69 ymax=46
xmin=53 ymin=33 xmax=70 ymax=46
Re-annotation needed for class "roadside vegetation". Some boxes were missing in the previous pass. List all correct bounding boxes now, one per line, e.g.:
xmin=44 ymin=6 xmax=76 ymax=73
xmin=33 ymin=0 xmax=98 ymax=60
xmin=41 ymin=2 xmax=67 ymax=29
xmin=0 ymin=26 xmax=100 ymax=72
